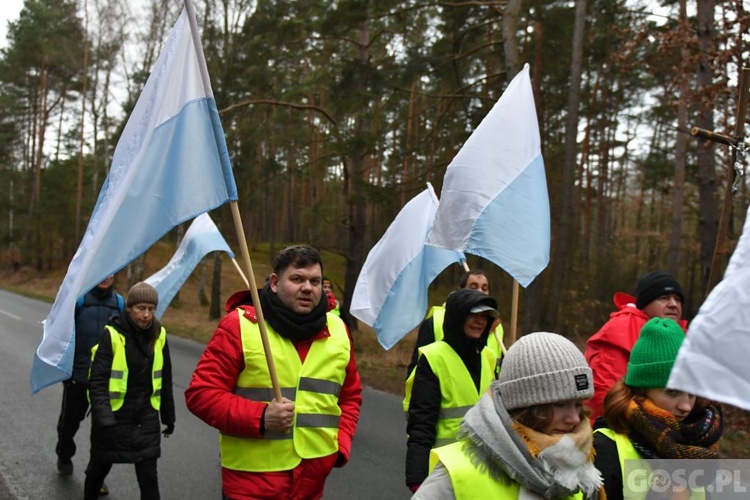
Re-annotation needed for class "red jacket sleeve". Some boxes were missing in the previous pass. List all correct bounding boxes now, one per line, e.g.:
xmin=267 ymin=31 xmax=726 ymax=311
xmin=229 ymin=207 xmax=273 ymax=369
xmin=184 ymin=309 xmax=267 ymax=438
xmin=333 ymin=339 xmax=362 ymax=467
xmin=585 ymin=307 xmax=647 ymax=420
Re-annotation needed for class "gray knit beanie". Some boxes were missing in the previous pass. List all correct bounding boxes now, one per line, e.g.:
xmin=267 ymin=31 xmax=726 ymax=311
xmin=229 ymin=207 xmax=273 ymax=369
xmin=126 ymin=282 xmax=159 ymax=307
xmin=498 ymin=332 xmax=593 ymax=410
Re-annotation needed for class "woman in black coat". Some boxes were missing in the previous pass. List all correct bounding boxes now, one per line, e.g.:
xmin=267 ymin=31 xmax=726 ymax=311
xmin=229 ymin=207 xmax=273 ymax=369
xmin=405 ymin=288 xmax=499 ymax=491
xmin=84 ymin=282 xmax=175 ymax=500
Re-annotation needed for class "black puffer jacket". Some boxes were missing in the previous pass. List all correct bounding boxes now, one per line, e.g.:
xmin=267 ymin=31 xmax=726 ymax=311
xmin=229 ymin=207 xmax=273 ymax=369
xmin=88 ymin=313 xmax=175 ymax=464
xmin=405 ymin=289 xmax=497 ymax=487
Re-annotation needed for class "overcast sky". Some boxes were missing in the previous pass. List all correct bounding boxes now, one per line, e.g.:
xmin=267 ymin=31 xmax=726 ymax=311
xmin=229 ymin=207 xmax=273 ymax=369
xmin=0 ymin=0 xmax=24 ymax=49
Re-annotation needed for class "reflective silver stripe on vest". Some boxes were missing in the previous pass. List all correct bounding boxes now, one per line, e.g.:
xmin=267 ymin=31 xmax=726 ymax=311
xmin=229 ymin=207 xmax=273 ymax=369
xmin=233 ymin=387 xmax=297 ymax=402
xmin=154 ymin=370 xmax=162 ymax=378
xmin=153 ymin=389 xmax=162 ymax=397
xmin=298 ymin=377 xmax=342 ymax=397
xmin=439 ymin=405 xmax=473 ymax=420
xmin=434 ymin=437 xmax=456 ymax=447
xmin=263 ymin=429 xmax=293 ymax=440
xmin=296 ymin=413 xmax=340 ymax=428
xmin=109 ymin=391 xmax=123 ymax=399
xmin=111 ymin=370 xmax=124 ymax=379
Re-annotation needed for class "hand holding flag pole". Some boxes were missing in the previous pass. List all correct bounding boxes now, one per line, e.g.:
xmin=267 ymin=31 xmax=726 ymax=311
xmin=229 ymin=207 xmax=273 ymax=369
xmin=184 ymin=0 xmax=282 ymax=403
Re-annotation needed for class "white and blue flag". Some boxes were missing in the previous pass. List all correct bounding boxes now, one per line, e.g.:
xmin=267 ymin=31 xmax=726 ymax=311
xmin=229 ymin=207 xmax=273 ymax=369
xmin=426 ymin=64 xmax=550 ymax=287
xmin=668 ymin=204 xmax=750 ymax=411
xmin=31 ymin=9 xmax=237 ymax=393
xmin=145 ymin=213 xmax=234 ymax=320
xmin=350 ymin=183 xmax=465 ymax=350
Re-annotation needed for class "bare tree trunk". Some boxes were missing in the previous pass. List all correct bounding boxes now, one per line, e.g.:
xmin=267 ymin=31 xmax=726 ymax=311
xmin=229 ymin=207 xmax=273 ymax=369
xmin=502 ymin=0 xmax=522 ymax=81
xmin=667 ymin=0 xmax=689 ymax=274
xmin=198 ymin=260 xmax=209 ymax=306
xmin=695 ymin=0 xmax=718 ymax=294
xmin=543 ymin=0 xmax=587 ymax=330
xmin=76 ymin=0 xmax=90 ymax=243
xmin=343 ymin=18 xmax=372 ymax=332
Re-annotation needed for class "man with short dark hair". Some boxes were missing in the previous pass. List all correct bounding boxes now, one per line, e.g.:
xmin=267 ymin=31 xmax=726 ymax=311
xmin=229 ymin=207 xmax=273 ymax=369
xmin=584 ymin=270 xmax=687 ymax=419
xmin=406 ymin=269 xmax=503 ymax=377
xmin=185 ymin=245 xmax=362 ymax=500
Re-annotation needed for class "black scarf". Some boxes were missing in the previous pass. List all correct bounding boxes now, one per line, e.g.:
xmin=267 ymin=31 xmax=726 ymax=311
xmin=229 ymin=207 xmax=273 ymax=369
xmin=259 ymin=284 xmax=328 ymax=342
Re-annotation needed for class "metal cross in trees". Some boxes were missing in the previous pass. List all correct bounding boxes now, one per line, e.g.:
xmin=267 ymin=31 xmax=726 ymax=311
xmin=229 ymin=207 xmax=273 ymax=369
xmin=691 ymin=67 xmax=750 ymax=296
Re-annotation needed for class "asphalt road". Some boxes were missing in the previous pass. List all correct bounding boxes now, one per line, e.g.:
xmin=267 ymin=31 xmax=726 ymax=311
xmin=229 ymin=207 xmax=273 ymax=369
xmin=0 ymin=289 xmax=411 ymax=499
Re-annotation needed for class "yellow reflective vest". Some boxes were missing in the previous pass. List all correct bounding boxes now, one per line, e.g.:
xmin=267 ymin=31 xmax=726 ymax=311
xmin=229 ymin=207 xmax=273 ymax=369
xmin=90 ymin=325 xmax=166 ymax=412
xmin=403 ymin=341 xmax=495 ymax=447
xmin=595 ymin=428 xmax=705 ymax=499
xmin=220 ymin=311 xmax=351 ymax=472
xmin=432 ymin=441 xmax=583 ymax=500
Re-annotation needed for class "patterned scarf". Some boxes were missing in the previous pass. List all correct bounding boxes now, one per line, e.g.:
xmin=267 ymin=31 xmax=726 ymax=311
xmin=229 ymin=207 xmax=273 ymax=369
xmin=624 ymin=399 xmax=723 ymax=459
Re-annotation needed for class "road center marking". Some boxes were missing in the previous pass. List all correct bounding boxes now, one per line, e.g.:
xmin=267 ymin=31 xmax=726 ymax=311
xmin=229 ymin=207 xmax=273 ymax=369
xmin=0 ymin=309 xmax=22 ymax=321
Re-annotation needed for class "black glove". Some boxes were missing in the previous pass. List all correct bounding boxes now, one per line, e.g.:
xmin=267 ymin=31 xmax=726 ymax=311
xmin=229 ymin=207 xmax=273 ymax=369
xmin=162 ymin=424 xmax=175 ymax=438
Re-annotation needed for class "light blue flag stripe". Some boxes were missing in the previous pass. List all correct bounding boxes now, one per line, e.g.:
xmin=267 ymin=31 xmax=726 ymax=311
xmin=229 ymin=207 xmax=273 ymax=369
xmin=31 ymin=9 xmax=237 ymax=394
xmin=467 ymin=154 xmax=549 ymax=287
xmin=86 ymin=98 xmax=236 ymax=287
xmin=146 ymin=214 xmax=234 ymax=320
xmin=350 ymin=185 xmax=465 ymax=350
xmin=374 ymin=245 xmax=464 ymax=350
xmin=426 ymin=64 xmax=550 ymax=287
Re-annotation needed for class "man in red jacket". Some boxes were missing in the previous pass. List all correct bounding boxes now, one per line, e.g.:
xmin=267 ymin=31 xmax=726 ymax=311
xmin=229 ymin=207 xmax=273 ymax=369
xmin=185 ymin=245 xmax=362 ymax=500
xmin=584 ymin=270 xmax=687 ymax=420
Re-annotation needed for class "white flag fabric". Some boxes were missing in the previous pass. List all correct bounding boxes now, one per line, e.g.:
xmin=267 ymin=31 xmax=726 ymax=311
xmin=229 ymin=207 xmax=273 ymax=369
xmin=668 ymin=205 xmax=750 ymax=410
xmin=31 ymin=9 xmax=237 ymax=393
xmin=350 ymin=184 xmax=465 ymax=350
xmin=145 ymin=213 xmax=234 ymax=320
xmin=426 ymin=64 xmax=550 ymax=287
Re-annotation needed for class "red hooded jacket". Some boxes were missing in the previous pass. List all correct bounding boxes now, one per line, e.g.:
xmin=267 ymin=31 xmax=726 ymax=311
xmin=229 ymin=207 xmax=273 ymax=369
xmin=584 ymin=292 xmax=687 ymax=420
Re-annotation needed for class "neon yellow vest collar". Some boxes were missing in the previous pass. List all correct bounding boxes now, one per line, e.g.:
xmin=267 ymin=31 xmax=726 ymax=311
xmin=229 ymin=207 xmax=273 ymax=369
xmin=94 ymin=325 xmax=166 ymax=412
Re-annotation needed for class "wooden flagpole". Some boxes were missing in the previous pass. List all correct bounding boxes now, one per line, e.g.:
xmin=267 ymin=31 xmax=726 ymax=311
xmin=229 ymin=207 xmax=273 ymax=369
xmin=231 ymin=257 xmax=250 ymax=289
xmin=508 ymin=280 xmax=520 ymax=346
xmin=229 ymin=202 xmax=282 ymax=402
xmin=183 ymin=0 xmax=282 ymax=402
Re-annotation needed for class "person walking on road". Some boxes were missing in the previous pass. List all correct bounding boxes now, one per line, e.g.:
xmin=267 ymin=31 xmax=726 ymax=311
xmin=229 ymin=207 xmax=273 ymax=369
xmin=405 ymin=288 xmax=500 ymax=493
xmin=84 ymin=282 xmax=175 ymax=500
xmin=414 ymin=332 xmax=604 ymax=500
xmin=593 ymin=318 xmax=723 ymax=500
xmin=56 ymin=274 xmax=123 ymax=496
xmin=584 ymin=270 xmax=687 ymax=419
xmin=185 ymin=245 xmax=362 ymax=500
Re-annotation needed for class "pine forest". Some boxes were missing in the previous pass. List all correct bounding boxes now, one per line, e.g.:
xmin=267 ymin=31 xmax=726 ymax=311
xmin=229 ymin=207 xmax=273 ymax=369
xmin=1 ymin=0 xmax=749 ymax=337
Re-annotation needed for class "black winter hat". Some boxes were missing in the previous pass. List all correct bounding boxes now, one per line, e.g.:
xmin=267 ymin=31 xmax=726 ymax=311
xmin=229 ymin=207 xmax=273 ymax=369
xmin=635 ymin=271 xmax=683 ymax=310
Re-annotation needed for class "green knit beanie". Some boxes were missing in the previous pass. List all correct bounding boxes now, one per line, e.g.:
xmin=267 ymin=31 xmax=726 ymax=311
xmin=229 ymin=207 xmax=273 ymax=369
xmin=625 ymin=317 xmax=685 ymax=388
